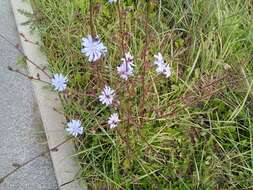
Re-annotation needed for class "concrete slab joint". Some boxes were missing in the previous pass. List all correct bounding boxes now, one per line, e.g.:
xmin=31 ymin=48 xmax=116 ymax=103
xmin=10 ymin=0 xmax=86 ymax=189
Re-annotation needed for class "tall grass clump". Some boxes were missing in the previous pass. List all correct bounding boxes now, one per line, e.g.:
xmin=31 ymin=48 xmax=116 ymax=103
xmin=28 ymin=0 xmax=253 ymax=189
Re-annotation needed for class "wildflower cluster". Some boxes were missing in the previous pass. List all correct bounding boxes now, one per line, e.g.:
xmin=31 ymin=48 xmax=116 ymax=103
xmin=49 ymin=0 xmax=173 ymax=137
xmin=27 ymin=0 xmax=175 ymax=138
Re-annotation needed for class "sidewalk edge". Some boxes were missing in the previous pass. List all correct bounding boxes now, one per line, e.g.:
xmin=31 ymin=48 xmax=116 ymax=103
xmin=10 ymin=1 xmax=86 ymax=189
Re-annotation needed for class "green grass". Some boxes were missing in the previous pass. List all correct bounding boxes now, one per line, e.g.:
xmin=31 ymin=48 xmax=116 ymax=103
xmin=28 ymin=0 xmax=253 ymax=189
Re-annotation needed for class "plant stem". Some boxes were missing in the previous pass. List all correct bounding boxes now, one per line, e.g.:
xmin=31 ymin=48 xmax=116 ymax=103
xmin=89 ymin=0 xmax=95 ymax=38
xmin=117 ymin=1 xmax=133 ymax=158
xmin=140 ymin=1 xmax=150 ymax=124
xmin=0 ymin=33 xmax=51 ymax=79
xmin=0 ymin=137 xmax=73 ymax=184
xmin=8 ymin=66 xmax=51 ymax=85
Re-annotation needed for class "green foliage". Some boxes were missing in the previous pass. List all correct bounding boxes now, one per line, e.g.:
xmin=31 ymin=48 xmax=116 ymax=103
xmin=30 ymin=0 xmax=253 ymax=189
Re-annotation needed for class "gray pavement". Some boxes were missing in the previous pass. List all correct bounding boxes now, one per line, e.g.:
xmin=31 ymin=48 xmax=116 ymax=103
xmin=0 ymin=0 xmax=58 ymax=189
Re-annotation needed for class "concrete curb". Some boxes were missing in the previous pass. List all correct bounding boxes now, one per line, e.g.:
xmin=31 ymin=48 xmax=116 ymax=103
xmin=10 ymin=1 xmax=86 ymax=189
